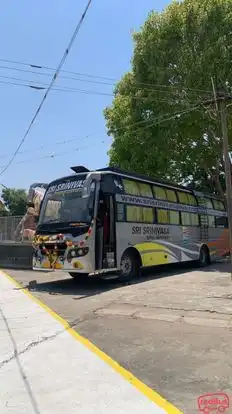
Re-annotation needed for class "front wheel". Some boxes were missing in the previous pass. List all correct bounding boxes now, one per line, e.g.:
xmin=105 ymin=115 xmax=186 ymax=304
xmin=119 ymin=249 xmax=141 ymax=282
xmin=199 ymin=246 xmax=210 ymax=267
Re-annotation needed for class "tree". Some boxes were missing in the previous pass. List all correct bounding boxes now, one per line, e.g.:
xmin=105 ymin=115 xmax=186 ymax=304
xmin=104 ymin=0 xmax=232 ymax=195
xmin=0 ymin=200 xmax=8 ymax=217
xmin=1 ymin=188 xmax=27 ymax=216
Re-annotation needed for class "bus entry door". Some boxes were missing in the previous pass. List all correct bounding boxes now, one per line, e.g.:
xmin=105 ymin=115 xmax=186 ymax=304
xmin=95 ymin=195 xmax=116 ymax=270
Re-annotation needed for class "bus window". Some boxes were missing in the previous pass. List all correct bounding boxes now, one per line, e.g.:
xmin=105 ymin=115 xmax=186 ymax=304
xmin=208 ymin=216 xmax=215 ymax=227
xmin=181 ymin=212 xmax=191 ymax=225
xmin=126 ymin=205 xmax=154 ymax=223
xmin=178 ymin=192 xmax=189 ymax=204
xmin=138 ymin=182 xmax=153 ymax=198
xmin=170 ymin=210 xmax=180 ymax=225
xmin=178 ymin=192 xmax=196 ymax=205
xmin=187 ymin=194 xmax=197 ymax=206
xmin=153 ymin=186 xmax=167 ymax=200
xmin=190 ymin=213 xmax=199 ymax=226
xmin=123 ymin=179 xmax=140 ymax=195
xmin=166 ymin=189 xmax=177 ymax=202
xmin=205 ymin=198 xmax=213 ymax=209
xmin=42 ymin=199 xmax=61 ymax=222
xmin=197 ymin=197 xmax=206 ymax=207
xmin=142 ymin=207 xmax=154 ymax=223
xmin=126 ymin=205 xmax=142 ymax=222
xmin=157 ymin=209 xmax=169 ymax=224
xmin=215 ymin=216 xmax=228 ymax=228
xmin=123 ymin=179 xmax=153 ymax=198
xmin=116 ymin=203 xmax=124 ymax=222
xmin=200 ymin=215 xmax=208 ymax=226
xmin=213 ymin=199 xmax=225 ymax=211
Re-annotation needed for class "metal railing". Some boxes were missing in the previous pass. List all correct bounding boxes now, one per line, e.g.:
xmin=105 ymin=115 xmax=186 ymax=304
xmin=0 ymin=216 xmax=24 ymax=242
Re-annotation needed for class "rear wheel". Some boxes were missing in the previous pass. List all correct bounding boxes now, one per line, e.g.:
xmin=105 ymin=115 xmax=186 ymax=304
xmin=119 ymin=249 xmax=141 ymax=282
xmin=199 ymin=246 xmax=210 ymax=267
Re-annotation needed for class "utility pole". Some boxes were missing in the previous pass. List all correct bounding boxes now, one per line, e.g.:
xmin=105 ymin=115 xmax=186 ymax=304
xmin=218 ymin=93 xmax=232 ymax=278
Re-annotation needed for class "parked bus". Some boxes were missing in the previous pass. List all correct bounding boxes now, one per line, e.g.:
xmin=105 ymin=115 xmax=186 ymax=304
xmin=33 ymin=166 xmax=229 ymax=280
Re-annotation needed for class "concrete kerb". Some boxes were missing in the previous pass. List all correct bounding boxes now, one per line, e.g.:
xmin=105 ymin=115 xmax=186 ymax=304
xmin=0 ymin=242 xmax=33 ymax=269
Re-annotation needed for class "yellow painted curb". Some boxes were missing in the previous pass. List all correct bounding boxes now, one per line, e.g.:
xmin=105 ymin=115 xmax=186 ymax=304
xmin=1 ymin=269 xmax=182 ymax=414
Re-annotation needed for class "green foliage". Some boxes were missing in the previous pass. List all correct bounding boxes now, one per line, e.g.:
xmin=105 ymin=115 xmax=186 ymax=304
xmin=104 ymin=0 xmax=232 ymax=195
xmin=0 ymin=201 xmax=8 ymax=217
xmin=1 ymin=188 xmax=27 ymax=216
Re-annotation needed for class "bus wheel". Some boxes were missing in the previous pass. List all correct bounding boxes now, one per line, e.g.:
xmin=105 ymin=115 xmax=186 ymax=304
xmin=69 ymin=272 xmax=89 ymax=280
xmin=199 ymin=246 xmax=210 ymax=267
xmin=119 ymin=249 xmax=141 ymax=281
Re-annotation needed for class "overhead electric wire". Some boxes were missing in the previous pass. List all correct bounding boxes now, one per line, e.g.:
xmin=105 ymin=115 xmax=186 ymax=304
xmin=112 ymin=102 xmax=202 ymax=137
xmin=0 ymin=140 xmax=107 ymax=169
xmin=0 ymin=75 xmax=206 ymax=105
xmin=0 ymin=103 xmax=203 ymax=172
xmin=0 ymin=0 xmax=93 ymax=177
xmin=0 ymin=58 xmax=213 ymax=94
xmin=0 ymin=104 xmax=202 ymax=170
xmin=0 ymin=133 xmax=94 ymax=159
xmin=0 ymin=64 xmax=213 ymax=98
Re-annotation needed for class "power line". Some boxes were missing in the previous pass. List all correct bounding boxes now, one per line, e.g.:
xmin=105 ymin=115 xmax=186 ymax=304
xmin=0 ymin=133 xmax=95 ymax=159
xmin=111 ymin=102 xmax=202 ymax=137
xmin=0 ymin=140 xmax=108 ymax=169
xmin=0 ymin=0 xmax=93 ymax=177
xmin=0 ymin=103 xmax=204 ymax=182
xmin=0 ymin=106 xmax=199 ymax=168
xmin=0 ymin=64 xmax=213 ymax=97
xmin=0 ymin=58 xmax=213 ymax=94
xmin=0 ymin=105 xmax=202 ymax=170
xmin=0 ymin=75 xmax=203 ymax=105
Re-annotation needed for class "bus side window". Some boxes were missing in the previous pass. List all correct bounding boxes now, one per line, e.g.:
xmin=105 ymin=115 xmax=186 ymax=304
xmin=208 ymin=216 xmax=215 ymax=227
xmin=153 ymin=186 xmax=167 ymax=200
xmin=157 ymin=209 xmax=169 ymax=224
xmin=178 ymin=192 xmax=189 ymax=205
xmin=166 ymin=189 xmax=177 ymax=203
xmin=169 ymin=210 xmax=180 ymax=224
xmin=213 ymin=199 xmax=225 ymax=211
xmin=215 ymin=216 xmax=228 ymax=228
xmin=181 ymin=212 xmax=191 ymax=225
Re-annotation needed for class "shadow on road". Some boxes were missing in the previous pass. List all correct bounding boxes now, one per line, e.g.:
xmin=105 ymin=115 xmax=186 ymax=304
xmin=11 ymin=260 xmax=230 ymax=301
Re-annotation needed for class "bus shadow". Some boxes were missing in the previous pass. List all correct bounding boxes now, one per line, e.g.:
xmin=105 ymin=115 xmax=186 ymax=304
xmin=21 ymin=261 xmax=227 ymax=300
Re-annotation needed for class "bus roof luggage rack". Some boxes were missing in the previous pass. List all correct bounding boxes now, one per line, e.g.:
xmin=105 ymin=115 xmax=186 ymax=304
xmin=71 ymin=166 xmax=90 ymax=173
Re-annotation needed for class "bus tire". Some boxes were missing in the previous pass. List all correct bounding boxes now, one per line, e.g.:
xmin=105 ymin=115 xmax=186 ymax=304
xmin=69 ymin=272 xmax=89 ymax=280
xmin=119 ymin=249 xmax=141 ymax=281
xmin=199 ymin=245 xmax=210 ymax=267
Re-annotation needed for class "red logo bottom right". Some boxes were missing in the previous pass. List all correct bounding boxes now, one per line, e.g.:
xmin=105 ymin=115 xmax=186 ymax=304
xmin=198 ymin=393 xmax=230 ymax=413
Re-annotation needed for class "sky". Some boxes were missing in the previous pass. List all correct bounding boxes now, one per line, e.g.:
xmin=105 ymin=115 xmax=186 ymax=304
xmin=0 ymin=0 xmax=171 ymax=190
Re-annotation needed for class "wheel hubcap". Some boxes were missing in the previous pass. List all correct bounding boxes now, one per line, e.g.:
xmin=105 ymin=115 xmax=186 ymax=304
xmin=120 ymin=256 xmax=132 ymax=276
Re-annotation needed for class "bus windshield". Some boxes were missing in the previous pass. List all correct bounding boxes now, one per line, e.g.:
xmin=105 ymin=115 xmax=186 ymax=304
xmin=38 ymin=177 xmax=95 ymax=226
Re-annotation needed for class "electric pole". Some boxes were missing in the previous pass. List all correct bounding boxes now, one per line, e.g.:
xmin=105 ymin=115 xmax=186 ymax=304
xmin=218 ymin=93 xmax=232 ymax=278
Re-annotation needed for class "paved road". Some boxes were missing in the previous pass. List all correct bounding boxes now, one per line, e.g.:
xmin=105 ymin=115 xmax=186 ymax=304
xmin=4 ymin=262 xmax=232 ymax=413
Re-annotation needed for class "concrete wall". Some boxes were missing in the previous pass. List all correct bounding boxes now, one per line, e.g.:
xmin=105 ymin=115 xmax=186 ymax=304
xmin=0 ymin=242 xmax=33 ymax=269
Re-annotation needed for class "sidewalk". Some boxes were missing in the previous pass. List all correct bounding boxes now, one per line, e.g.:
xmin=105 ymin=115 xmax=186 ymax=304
xmin=0 ymin=270 xmax=180 ymax=414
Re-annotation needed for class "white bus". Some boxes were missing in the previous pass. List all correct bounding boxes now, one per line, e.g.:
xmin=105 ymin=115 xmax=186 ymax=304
xmin=33 ymin=166 xmax=229 ymax=280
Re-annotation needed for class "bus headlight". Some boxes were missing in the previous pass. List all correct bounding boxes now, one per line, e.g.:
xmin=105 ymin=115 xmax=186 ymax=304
xmin=77 ymin=247 xmax=89 ymax=256
xmin=67 ymin=247 xmax=89 ymax=261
